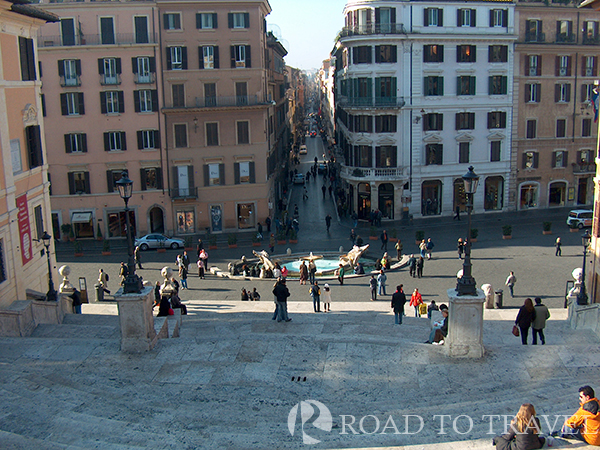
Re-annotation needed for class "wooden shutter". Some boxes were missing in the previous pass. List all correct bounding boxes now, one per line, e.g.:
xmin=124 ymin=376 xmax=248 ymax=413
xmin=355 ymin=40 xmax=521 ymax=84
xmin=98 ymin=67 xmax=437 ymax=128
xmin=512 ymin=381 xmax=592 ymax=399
xmin=196 ymin=13 xmax=202 ymax=29
xmin=154 ymin=130 xmax=161 ymax=149
xmin=489 ymin=10 xmax=493 ymax=27
xmin=469 ymin=77 xmax=476 ymax=94
xmin=455 ymin=113 xmax=461 ymax=130
xmin=457 ymin=9 xmax=462 ymax=27
xmin=524 ymin=54 xmax=530 ymax=75
xmin=137 ymin=131 xmax=143 ymax=149
xmin=188 ymin=165 xmax=195 ymax=189
xmin=64 ymin=134 xmax=72 ymax=153
xmin=106 ymin=171 xmax=114 ymax=192
xmin=245 ymin=46 xmax=251 ymax=68
xmin=75 ymin=59 xmax=81 ymax=75
xmin=132 ymin=57 xmax=138 ymax=73
xmin=83 ymin=172 xmax=90 ymax=194
xmin=166 ymin=48 xmax=172 ymax=70
xmin=502 ymin=10 xmax=508 ymax=27
xmin=537 ymin=55 xmax=542 ymax=76
xmin=151 ymin=90 xmax=158 ymax=111
xmin=203 ymin=164 xmax=209 ymax=186
xmin=81 ymin=134 xmax=87 ymax=152
xmin=68 ymin=172 xmax=76 ymax=195
xmin=149 ymin=57 xmax=155 ymax=73
xmin=156 ymin=169 xmax=163 ymax=189
xmin=391 ymin=45 xmax=397 ymax=62
xmin=172 ymin=167 xmax=179 ymax=190
xmin=470 ymin=10 xmax=476 ymax=27
xmin=214 ymin=46 xmax=220 ymax=68
xmin=58 ymin=60 xmax=65 ymax=76
xmin=213 ymin=13 xmax=218 ymax=28
xmin=424 ymin=9 xmax=429 ymax=26
xmin=118 ymin=91 xmax=125 ymax=113
xmin=219 ymin=164 xmax=225 ymax=185
xmin=60 ymin=93 xmax=68 ymax=115
xmin=249 ymin=162 xmax=255 ymax=183
xmin=228 ymin=13 xmax=233 ymax=28
xmin=244 ymin=13 xmax=249 ymax=28
xmin=522 ymin=153 xmax=527 ymax=169
xmin=140 ymin=168 xmax=147 ymax=190
xmin=115 ymin=58 xmax=121 ymax=74
xmin=566 ymin=84 xmax=571 ymax=102
xmin=133 ymin=91 xmax=140 ymax=112
xmin=181 ymin=47 xmax=187 ymax=70
xmin=100 ymin=92 xmax=107 ymax=114
xmin=563 ymin=151 xmax=568 ymax=167
xmin=552 ymin=152 xmax=557 ymax=167
xmin=163 ymin=14 xmax=169 ymax=29
xmin=120 ymin=132 xmax=127 ymax=150
xmin=103 ymin=132 xmax=110 ymax=151
xmin=98 ymin=58 xmax=104 ymax=75
xmin=78 ymin=93 xmax=85 ymax=115
xmin=555 ymin=84 xmax=560 ymax=102
xmin=199 ymin=47 xmax=205 ymax=69
xmin=533 ymin=153 xmax=539 ymax=168
xmin=439 ymin=10 xmax=443 ymax=26
xmin=230 ymin=46 xmax=236 ymax=68
xmin=234 ymin=162 xmax=240 ymax=184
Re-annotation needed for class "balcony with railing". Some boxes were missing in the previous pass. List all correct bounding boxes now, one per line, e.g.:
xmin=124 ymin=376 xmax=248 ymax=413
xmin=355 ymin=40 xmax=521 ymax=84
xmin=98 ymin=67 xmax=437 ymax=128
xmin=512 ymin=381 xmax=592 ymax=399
xmin=134 ymin=73 xmax=155 ymax=85
xmin=338 ymin=96 xmax=405 ymax=109
xmin=100 ymin=74 xmax=121 ymax=86
xmin=582 ymin=34 xmax=600 ymax=45
xmin=525 ymin=32 xmax=545 ymax=43
xmin=572 ymin=163 xmax=596 ymax=174
xmin=338 ymin=24 xmax=406 ymax=38
xmin=185 ymin=95 xmax=269 ymax=109
xmin=341 ymin=165 xmax=403 ymax=181
xmin=556 ymin=33 xmax=575 ymax=44
xmin=60 ymin=75 xmax=80 ymax=87
xmin=38 ymin=32 xmax=158 ymax=48
xmin=169 ymin=187 xmax=198 ymax=200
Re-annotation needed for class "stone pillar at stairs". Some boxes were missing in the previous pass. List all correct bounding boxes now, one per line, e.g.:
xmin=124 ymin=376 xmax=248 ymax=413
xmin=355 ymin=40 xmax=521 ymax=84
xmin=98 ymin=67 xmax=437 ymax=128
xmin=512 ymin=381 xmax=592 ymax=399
xmin=114 ymin=286 xmax=156 ymax=353
xmin=446 ymin=288 xmax=486 ymax=358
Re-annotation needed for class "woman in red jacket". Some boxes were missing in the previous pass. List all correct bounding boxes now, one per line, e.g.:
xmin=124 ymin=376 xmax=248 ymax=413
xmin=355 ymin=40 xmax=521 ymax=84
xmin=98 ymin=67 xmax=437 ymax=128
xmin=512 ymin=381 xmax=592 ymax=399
xmin=409 ymin=288 xmax=423 ymax=317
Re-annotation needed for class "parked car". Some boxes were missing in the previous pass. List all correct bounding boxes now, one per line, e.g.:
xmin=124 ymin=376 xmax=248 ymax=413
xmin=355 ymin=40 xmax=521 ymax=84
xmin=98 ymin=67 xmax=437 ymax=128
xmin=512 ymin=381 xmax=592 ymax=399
xmin=135 ymin=234 xmax=185 ymax=250
xmin=299 ymin=145 xmax=308 ymax=154
xmin=317 ymin=163 xmax=327 ymax=174
xmin=293 ymin=173 xmax=305 ymax=185
xmin=567 ymin=210 xmax=593 ymax=229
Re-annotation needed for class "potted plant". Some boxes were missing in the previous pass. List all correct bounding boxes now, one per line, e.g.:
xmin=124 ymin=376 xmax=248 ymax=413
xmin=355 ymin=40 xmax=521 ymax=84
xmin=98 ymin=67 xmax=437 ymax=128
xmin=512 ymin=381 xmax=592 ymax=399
xmin=208 ymin=233 xmax=217 ymax=249
xmin=369 ymin=226 xmax=378 ymax=241
xmin=569 ymin=222 xmax=580 ymax=233
xmin=389 ymin=228 xmax=398 ymax=242
xmin=102 ymin=239 xmax=111 ymax=256
xmin=73 ymin=241 xmax=83 ymax=256
xmin=415 ymin=230 xmax=425 ymax=245
xmin=157 ymin=240 xmax=167 ymax=253
xmin=227 ymin=233 xmax=238 ymax=248
xmin=252 ymin=234 xmax=261 ymax=246
xmin=69 ymin=228 xmax=75 ymax=242
xmin=184 ymin=236 xmax=194 ymax=250
xmin=96 ymin=223 xmax=103 ymax=241
xmin=542 ymin=222 xmax=552 ymax=235
xmin=502 ymin=225 xmax=512 ymax=239
xmin=470 ymin=228 xmax=478 ymax=243
xmin=277 ymin=230 xmax=287 ymax=245
xmin=289 ymin=228 xmax=298 ymax=244
xmin=60 ymin=223 xmax=72 ymax=242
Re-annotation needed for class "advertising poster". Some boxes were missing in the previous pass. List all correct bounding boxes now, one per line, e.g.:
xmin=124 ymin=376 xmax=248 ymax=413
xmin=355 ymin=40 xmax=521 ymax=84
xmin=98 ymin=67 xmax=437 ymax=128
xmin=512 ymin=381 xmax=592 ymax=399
xmin=16 ymin=194 xmax=32 ymax=265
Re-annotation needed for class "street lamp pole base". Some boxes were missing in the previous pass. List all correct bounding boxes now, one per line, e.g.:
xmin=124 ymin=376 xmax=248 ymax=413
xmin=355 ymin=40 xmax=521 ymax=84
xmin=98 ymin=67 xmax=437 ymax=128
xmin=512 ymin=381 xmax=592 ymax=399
xmin=123 ymin=275 xmax=144 ymax=294
xmin=456 ymin=276 xmax=477 ymax=296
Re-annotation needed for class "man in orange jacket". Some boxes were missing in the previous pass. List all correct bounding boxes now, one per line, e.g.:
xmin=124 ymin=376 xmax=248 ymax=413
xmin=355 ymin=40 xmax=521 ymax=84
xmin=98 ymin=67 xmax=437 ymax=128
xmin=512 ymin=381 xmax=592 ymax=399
xmin=555 ymin=385 xmax=600 ymax=445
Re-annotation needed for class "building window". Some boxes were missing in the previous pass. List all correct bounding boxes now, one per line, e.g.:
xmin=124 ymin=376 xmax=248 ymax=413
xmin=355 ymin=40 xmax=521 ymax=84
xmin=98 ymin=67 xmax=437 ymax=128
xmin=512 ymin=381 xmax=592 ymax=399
xmin=375 ymin=77 xmax=396 ymax=103
xmin=556 ymin=119 xmax=566 ymax=138
xmin=231 ymin=45 xmax=251 ymax=68
xmin=457 ymin=9 xmax=476 ymax=27
xmin=425 ymin=144 xmax=443 ymax=165
xmin=582 ymin=118 xmax=592 ymax=137
xmin=526 ymin=120 xmax=537 ymax=138
xmin=172 ymin=84 xmax=185 ymax=108
xmin=134 ymin=16 xmax=149 ymax=44
xmin=488 ymin=111 xmax=507 ymax=129
xmin=523 ymin=151 xmax=539 ymax=169
xmin=489 ymin=45 xmax=508 ymax=63
xmin=237 ymin=203 xmax=255 ymax=229
xmin=196 ymin=13 xmax=217 ymax=29
xmin=176 ymin=209 xmax=195 ymax=233
xmin=455 ymin=112 xmax=475 ymax=130
xmin=581 ymin=83 xmax=595 ymax=103
xmin=490 ymin=9 xmax=508 ymax=28
xmin=555 ymin=83 xmax=571 ymax=103
xmin=234 ymin=161 xmax=255 ymax=184
xmin=583 ymin=56 xmax=597 ymax=77
xmin=352 ymin=46 xmax=371 ymax=64
xmin=101 ymin=91 xmax=124 ymax=114
xmin=229 ymin=12 xmax=249 ymax=29
xmin=424 ymin=76 xmax=443 ymax=96
xmin=206 ymin=122 xmax=219 ymax=146
xmin=526 ymin=55 xmax=542 ymax=76
xmin=424 ymin=8 xmax=443 ymax=27
xmin=423 ymin=45 xmax=444 ymax=63
xmin=526 ymin=19 xmax=544 ymax=42
xmin=68 ymin=171 xmax=90 ymax=194
xmin=457 ymin=45 xmax=476 ymax=63
xmin=134 ymin=90 xmax=158 ymax=113
xmin=556 ymin=55 xmax=571 ymax=76
xmin=100 ymin=17 xmax=115 ymax=45
xmin=25 ymin=125 xmax=43 ymax=169
xmin=375 ymin=115 xmax=397 ymax=133
xmin=375 ymin=45 xmax=397 ymax=63
xmin=459 ymin=142 xmax=470 ymax=163
xmin=140 ymin=168 xmax=162 ymax=190
xmin=60 ymin=92 xmax=85 ymax=116
xmin=485 ymin=176 xmax=504 ymax=210
xmin=64 ymin=133 xmax=87 ymax=153
xmin=167 ymin=46 xmax=187 ymax=70
xmin=578 ymin=149 xmax=592 ymax=164
xmin=557 ymin=20 xmax=573 ymax=42
xmin=489 ymin=76 xmax=507 ymax=95
xmin=205 ymin=163 xmax=223 ymax=186
xmin=553 ymin=150 xmax=568 ymax=168
xmin=103 ymin=131 xmax=126 ymax=151
xmin=490 ymin=141 xmax=501 ymax=162
xmin=354 ymin=115 xmax=373 ymax=133
xmin=59 ymin=59 xmax=81 ymax=86
xmin=199 ymin=45 xmax=219 ymax=69
xmin=457 ymin=76 xmax=476 ymax=95
xmin=0 ymin=241 xmax=7 ymax=283
xmin=237 ymin=121 xmax=249 ymax=144
xmin=137 ymin=130 xmax=160 ymax=150
xmin=235 ymin=82 xmax=248 ymax=106
xmin=583 ymin=21 xmax=599 ymax=43
xmin=375 ymin=146 xmax=397 ymax=168
xmin=205 ymin=83 xmax=217 ymax=107
xmin=60 ymin=18 xmax=76 ymax=46
xmin=133 ymin=56 xmax=155 ymax=84
xmin=163 ymin=13 xmax=181 ymax=30
xmin=99 ymin=57 xmax=121 ymax=85
xmin=525 ymin=83 xmax=541 ymax=103
xmin=174 ymin=124 xmax=188 ymax=148
xmin=19 ymin=37 xmax=36 ymax=81
xmin=423 ymin=113 xmax=443 ymax=131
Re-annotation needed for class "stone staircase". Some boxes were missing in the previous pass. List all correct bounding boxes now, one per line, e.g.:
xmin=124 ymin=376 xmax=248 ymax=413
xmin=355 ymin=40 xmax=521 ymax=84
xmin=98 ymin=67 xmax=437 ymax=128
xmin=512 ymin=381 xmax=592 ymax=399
xmin=0 ymin=303 xmax=599 ymax=449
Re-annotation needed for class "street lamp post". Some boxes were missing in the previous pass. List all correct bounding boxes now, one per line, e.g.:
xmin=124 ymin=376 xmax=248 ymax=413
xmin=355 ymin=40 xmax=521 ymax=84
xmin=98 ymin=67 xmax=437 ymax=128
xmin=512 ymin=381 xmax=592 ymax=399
xmin=41 ymin=231 xmax=57 ymax=302
xmin=456 ymin=166 xmax=480 ymax=296
xmin=577 ymin=230 xmax=591 ymax=305
xmin=116 ymin=171 xmax=143 ymax=294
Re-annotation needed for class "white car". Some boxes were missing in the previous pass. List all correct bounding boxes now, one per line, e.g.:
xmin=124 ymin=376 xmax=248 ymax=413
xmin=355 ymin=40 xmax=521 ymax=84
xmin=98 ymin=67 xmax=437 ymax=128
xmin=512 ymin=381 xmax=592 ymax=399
xmin=299 ymin=145 xmax=308 ymax=155
xmin=135 ymin=234 xmax=185 ymax=250
xmin=293 ymin=173 xmax=305 ymax=185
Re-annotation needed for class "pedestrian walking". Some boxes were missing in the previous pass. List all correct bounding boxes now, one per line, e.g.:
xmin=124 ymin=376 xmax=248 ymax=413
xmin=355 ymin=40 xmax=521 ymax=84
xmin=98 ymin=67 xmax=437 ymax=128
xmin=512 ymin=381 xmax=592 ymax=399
xmin=325 ymin=214 xmax=332 ymax=232
xmin=532 ymin=297 xmax=550 ymax=345
xmin=322 ymin=283 xmax=332 ymax=311
xmin=299 ymin=261 xmax=308 ymax=285
xmin=515 ymin=297 xmax=536 ymax=345
xmin=257 ymin=222 xmax=263 ymax=239
xmin=457 ymin=238 xmax=464 ymax=259
xmin=182 ymin=251 xmax=190 ymax=271
xmin=350 ymin=228 xmax=356 ymax=245
xmin=196 ymin=238 xmax=204 ymax=258
xmin=197 ymin=258 xmax=205 ymax=279
xmin=265 ymin=216 xmax=272 ymax=232
xmin=273 ymin=279 xmax=292 ymax=322
xmin=425 ymin=238 xmax=434 ymax=260
xmin=70 ymin=289 xmax=82 ymax=314
xmin=308 ymin=260 xmax=317 ymax=284
xmin=309 ymin=281 xmax=321 ymax=312
xmin=410 ymin=288 xmax=423 ymax=317
xmin=134 ymin=245 xmax=143 ymax=269
xmin=336 ymin=264 xmax=345 ymax=285
xmin=419 ymin=239 xmax=427 ymax=259
xmin=118 ymin=261 xmax=128 ymax=286
xmin=199 ymin=248 xmax=208 ymax=273
xmin=271 ymin=279 xmax=280 ymax=320
xmin=454 ymin=205 xmax=461 ymax=221
xmin=395 ymin=239 xmax=403 ymax=261
xmin=369 ymin=275 xmax=377 ymax=301
xmin=416 ymin=256 xmax=424 ymax=278
xmin=269 ymin=233 xmax=275 ymax=253
xmin=505 ymin=271 xmax=517 ymax=298
xmin=179 ymin=265 xmax=188 ymax=289
xmin=377 ymin=269 xmax=387 ymax=296
xmin=391 ymin=285 xmax=407 ymax=324
xmin=555 ymin=237 xmax=562 ymax=256
xmin=98 ymin=269 xmax=110 ymax=294
xmin=408 ymin=254 xmax=417 ymax=278
xmin=351 ymin=212 xmax=358 ymax=228
xmin=322 ymin=184 xmax=326 ymax=199
xmin=380 ymin=230 xmax=388 ymax=251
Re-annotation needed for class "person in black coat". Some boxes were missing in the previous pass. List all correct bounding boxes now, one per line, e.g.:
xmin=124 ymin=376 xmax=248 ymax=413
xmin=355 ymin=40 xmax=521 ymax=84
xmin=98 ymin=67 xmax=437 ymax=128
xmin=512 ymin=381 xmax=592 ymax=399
xmin=493 ymin=403 xmax=545 ymax=450
xmin=515 ymin=298 xmax=536 ymax=345
xmin=391 ymin=285 xmax=407 ymax=325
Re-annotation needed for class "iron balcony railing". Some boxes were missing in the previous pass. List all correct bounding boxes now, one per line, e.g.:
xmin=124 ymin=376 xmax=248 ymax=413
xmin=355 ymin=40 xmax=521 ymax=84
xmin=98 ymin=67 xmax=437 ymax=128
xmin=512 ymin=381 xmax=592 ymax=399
xmin=38 ymin=32 xmax=158 ymax=48
xmin=169 ymin=187 xmax=198 ymax=200
xmin=556 ymin=33 xmax=575 ymax=44
xmin=572 ymin=163 xmax=596 ymax=174
xmin=338 ymin=96 xmax=405 ymax=108
xmin=525 ymin=32 xmax=545 ymax=43
xmin=192 ymin=95 xmax=270 ymax=108
xmin=338 ymin=24 xmax=406 ymax=38
xmin=341 ymin=165 xmax=402 ymax=180
xmin=582 ymin=35 xmax=600 ymax=45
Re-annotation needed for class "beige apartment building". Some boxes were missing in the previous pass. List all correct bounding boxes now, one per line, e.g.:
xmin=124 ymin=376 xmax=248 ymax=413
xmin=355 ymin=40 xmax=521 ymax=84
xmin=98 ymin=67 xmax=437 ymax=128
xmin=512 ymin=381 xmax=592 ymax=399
xmin=0 ymin=0 xmax=58 ymax=308
xmin=37 ymin=0 xmax=166 ymax=240
xmin=513 ymin=0 xmax=599 ymax=210
xmin=158 ymin=0 xmax=287 ymax=234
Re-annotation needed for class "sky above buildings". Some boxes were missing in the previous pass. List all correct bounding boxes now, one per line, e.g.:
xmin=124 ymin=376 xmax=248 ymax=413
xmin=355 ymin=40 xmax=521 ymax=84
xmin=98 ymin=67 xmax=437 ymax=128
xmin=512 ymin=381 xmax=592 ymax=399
xmin=267 ymin=0 xmax=347 ymax=71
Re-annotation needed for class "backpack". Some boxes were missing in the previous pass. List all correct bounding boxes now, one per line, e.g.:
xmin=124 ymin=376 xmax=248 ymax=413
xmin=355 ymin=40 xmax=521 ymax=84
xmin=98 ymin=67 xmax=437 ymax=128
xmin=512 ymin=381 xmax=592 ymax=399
xmin=106 ymin=274 xmax=109 ymax=281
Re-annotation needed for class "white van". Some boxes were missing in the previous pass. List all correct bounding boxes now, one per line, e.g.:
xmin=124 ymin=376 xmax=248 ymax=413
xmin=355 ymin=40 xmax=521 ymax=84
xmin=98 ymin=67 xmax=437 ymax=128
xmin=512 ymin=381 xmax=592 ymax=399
xmin=566 ymin=210 xmax=593 ymax=229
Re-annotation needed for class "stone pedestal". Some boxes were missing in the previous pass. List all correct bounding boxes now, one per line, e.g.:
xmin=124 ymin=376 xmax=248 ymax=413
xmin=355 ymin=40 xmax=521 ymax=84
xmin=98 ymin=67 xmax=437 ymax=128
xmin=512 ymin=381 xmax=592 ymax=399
xmin=446 ymin=288 xmax=486 ymax=358
xmin=114 ymin=286 xmax=156 ymax=353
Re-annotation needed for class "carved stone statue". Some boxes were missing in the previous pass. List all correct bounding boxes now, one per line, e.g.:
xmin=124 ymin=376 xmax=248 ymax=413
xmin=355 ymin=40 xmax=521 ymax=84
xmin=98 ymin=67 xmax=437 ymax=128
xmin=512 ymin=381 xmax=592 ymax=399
xmin=339 ymin=244 xmax=370 ymax=268
xmin=252 ymin=250 xmax=276 ymax=272
xmin=58 ymin=265 xmax=75 ymax=294
xmin=160 ymin=266 xmax=176 ymax=296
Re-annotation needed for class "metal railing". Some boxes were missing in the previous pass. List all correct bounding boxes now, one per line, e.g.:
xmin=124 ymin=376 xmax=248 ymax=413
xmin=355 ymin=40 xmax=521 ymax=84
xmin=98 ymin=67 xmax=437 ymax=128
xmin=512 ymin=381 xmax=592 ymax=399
xmin=338 ymin=24 xmax=406 ymax=38
xmin=134 ymin=73 xmax=156 ymax=85
xmin=341 ymin=165 xmax=402 ymax=180
xmin=572 ymin=163 xmax=596 ymax=174
xmin=100 ymin=74 xmax=121 ymax=86
xmin=169 ymin=187 xmax=198 ymax=200
xmin=192 ymin=95 xmax=269 ymax=108
xmin=525 ymin=32 xmax=545 ymax=43
xmin=60 ymin=75 xmax=80 ymax=87
xmin=38 ymin=32 xmax=158 ymax=48
xmin=338 ymin=96 xmax=405 ymax=108
xmin=556 ymin=33 xmax=575 ymax=43
xmin=582 ymin=35 xmax=600 ymax=45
